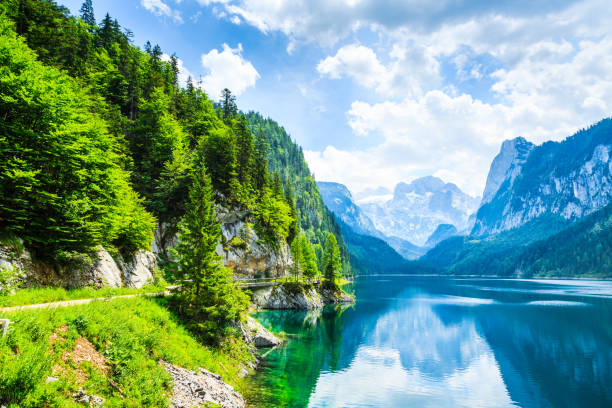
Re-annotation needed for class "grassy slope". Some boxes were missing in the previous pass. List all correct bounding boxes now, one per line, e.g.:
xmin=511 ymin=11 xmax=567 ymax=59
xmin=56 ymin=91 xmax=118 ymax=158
xmin=0 ymin=296 xmax=254 ymax=407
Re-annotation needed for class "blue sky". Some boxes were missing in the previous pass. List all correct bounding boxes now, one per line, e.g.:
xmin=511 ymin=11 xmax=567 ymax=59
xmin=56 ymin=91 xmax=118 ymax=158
xmin=60 ymin=0 xmax=612 ymax=197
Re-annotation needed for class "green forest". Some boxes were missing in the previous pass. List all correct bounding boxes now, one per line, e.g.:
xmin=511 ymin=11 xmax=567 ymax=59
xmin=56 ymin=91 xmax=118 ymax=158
xmin=0 ymin=0 xmax=347 ymax=277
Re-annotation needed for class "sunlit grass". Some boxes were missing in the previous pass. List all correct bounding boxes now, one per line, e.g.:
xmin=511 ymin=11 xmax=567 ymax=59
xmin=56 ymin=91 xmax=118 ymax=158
xmin=0 ymin=296 xmax=254 ymax=407
xmin=0 ymin=283 xmax=170 ymax=307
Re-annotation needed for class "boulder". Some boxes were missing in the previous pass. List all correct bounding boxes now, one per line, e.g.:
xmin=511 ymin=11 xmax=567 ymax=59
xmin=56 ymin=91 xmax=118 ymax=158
xmin=242 ymin=316 xmax=282 ymax=348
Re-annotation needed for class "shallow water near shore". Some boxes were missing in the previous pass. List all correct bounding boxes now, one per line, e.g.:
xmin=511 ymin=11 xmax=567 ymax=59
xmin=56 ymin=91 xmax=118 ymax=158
xmin=249 ymin=276 xmax=612 ymax=407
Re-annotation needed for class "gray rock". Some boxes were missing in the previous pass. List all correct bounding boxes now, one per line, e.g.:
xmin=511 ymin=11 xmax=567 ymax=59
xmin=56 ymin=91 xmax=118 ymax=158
xmin=89 ymin=247 xmax=123 ymax=288
xmin=152 ymin=204 xmax=293 ymax=279
xmin=45 ymin=376 xmax=59 ymax=383
xmin=120 ymin=250 xmax=156 ymax=288
xmin=242 ymin=316 xmax=282 ymax=348
xmin=161 ymin=361 xmax=245 ymax=408
xmin=251 ymin=284 xmax=324 ymax=310
xmin=252 ymin=283 xmax=353 ymax=310
xmin=72 ymin=389 xmax=104 ymax=407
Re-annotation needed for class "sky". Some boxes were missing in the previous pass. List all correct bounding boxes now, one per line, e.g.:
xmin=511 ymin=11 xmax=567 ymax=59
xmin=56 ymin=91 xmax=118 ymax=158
xmin=60 ymin=0 xmax=612 ymax=197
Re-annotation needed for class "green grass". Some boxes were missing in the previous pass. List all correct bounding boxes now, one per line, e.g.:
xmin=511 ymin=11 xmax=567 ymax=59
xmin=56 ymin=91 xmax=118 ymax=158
xmin=0 ymin=296 xmax=254 ymax=407
xmin=0 ymin=284 xmax=171 ymax=307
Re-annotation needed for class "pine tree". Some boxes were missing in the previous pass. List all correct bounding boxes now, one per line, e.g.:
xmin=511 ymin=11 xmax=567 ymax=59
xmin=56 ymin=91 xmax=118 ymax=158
xmin=290 ymin=237 xmax=303 ymax=281
xmin=301 ymin=236 xmax=319 ymax=282
xmin=220 ymin=88 xmax=237 ymax=124
xmin=323 ymin=233 xmax=342 ymax=288
xmin=173 ymin=167 xmax=249 ymax=337
xmin=284 ymin=184 xmax=299 ymax=244
xmin=234 ymin=116 xmax=254 ymax=189
xmin=252 ymin=129 xmax=270 ymax=192
xmin=79 ymin=0 xmax=95 ymax=28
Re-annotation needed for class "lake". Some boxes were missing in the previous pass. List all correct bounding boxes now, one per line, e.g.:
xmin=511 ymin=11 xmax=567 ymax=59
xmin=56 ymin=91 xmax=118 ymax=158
xmin=249 ymin=276 xmax=612 ymax=407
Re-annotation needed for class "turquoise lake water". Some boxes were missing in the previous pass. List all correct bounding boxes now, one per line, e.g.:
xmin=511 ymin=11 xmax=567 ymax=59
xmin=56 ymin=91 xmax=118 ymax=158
xmin=250 ymin=276 xmax=612 ymax=407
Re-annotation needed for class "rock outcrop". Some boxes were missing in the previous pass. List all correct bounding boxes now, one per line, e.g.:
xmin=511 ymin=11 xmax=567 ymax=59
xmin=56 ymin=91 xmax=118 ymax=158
xmin=251 ymin=282 xmax=353 ymax=310
xmin=161 ymin=361 xmax=245 ymax=408
xmin=153 ymin=205 xmax=292 ymax=279
xmin=241 ymin=316 xmax=282 ymax=348
xmin=217 ymin=206 xmax=292 ymax=278
xmin=480 ymin=137 xmax=535 ymax=205
xmin=119 ymin=250 xmax=156 ymax=288
xmin=0 ymin=242 xmax=156 ymax=289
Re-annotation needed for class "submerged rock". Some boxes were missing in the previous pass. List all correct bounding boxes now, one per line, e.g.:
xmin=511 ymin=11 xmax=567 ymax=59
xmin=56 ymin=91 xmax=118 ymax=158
xmin=161 ymin=361 xmax=245 ymax=408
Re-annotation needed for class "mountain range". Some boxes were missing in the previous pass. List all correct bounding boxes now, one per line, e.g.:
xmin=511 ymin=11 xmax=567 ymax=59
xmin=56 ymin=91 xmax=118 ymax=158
xmin=357 ymin=176 xmax=480 ymax=247
xmin=318 ymin=117 xmax=612 ymax=278
xmin=423 ymin=118 xmax=612 ymax=278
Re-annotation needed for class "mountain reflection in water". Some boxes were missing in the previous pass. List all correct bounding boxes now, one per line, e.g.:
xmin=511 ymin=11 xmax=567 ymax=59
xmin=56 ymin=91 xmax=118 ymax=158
xmin=249 ymin=276 xmax=612 ymax=408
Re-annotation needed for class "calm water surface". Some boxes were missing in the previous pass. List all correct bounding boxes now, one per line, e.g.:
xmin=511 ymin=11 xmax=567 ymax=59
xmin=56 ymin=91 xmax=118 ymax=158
xmin=250 ymin=276 xmax=612 ymax=408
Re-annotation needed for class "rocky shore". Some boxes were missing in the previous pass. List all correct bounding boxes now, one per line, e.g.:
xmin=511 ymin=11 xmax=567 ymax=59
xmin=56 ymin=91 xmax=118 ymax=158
xmin=251 ymin=281 xmax=354 ymax=310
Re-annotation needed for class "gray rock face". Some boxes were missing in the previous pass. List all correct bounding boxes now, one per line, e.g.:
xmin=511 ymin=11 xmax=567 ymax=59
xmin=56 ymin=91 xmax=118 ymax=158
xmin=242 ymin=316 xmax=282 ymax=348
xmin=481 ymin=137 xmax=535 ymax=205
xmin=358 ymin=176 xmax=480 ymax=246
xmin=152 ymin=205 xmax=292 ymax=279
xmin=251 ymin=283 xmax=353 ymax=310
xmin=89 ymin=247 xmax=123 ymax=287
xmin=120 ymin=250 xmax=155 ymax=288
xmin=217 ymin=206 xmax=292 ymax=278
xmin=161 ymin=361 xmax=245 ymax=408
xmin=252 ymin=284 xmax=324 ymax=309
xmin=1 ymin=242 xmax=156 ymax=289
xmin=473 ymin=120 xmax=612 ymax=236
xmin=0 ymin=241 xmax=33 ymax=277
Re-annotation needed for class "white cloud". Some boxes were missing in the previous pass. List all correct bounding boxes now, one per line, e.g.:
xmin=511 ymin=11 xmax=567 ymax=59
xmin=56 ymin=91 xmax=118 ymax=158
xmin=196 ymin=0 xmax=612 ymax=197
xmin=200 ymin=43 xmax=260 ymax=98
xmin=307 ymin=33 xmax=612 ymax=197
xmin=197 ymin=0 xmax=585 ymax=48
xmin=141 ymin=0 xmax=183 ymax=24
xmin=317 ymin=43 xmax=440 ymax=98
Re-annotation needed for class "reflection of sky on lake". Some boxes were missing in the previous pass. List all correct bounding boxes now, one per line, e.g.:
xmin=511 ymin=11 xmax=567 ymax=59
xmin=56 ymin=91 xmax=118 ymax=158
xmin=308 ymin=296 xmax=516 ymax=407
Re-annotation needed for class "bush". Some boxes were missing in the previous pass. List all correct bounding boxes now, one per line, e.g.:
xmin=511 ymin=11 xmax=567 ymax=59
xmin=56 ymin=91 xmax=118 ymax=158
xmin=0 ymin=265 xmax=24 ymax=295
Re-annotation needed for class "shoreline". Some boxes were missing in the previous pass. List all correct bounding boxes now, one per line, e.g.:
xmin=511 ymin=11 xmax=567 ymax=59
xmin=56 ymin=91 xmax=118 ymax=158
xmin=353 ymin=273 xmax=612 ymax=281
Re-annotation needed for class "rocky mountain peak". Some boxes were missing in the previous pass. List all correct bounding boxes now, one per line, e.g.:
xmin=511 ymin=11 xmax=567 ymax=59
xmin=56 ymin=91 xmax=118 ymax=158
xmin=358 ymin=176 xmax=479 ymax=246
xmin=481 ymin=136 xmax=535 ymax=205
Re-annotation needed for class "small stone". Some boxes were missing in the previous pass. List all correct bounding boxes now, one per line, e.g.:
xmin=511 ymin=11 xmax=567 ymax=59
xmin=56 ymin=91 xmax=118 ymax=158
xmin=73 ymin=388 xmax=90 ymax=404
xmin=90 ymin=395 xmax=105 ymax=407
xmin=45 ymin=376 xmax=59 ymax=383
xmin=238 ymin=368 xmax=249 ymax=378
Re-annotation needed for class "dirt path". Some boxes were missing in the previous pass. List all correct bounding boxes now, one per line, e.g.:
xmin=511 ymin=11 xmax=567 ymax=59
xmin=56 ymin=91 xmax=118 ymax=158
xmin=0 ymin=288 xmax=180 ymax=313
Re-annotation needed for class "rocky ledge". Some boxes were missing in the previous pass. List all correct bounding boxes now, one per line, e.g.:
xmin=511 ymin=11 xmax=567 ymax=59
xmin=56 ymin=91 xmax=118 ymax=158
xmin=251 ymin=282 xmax=354 ymax=310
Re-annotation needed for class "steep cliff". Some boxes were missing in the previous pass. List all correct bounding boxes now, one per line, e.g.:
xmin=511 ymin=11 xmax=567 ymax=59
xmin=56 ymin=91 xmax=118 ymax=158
xmin=473 ymin=119 xmax=612 ymax=236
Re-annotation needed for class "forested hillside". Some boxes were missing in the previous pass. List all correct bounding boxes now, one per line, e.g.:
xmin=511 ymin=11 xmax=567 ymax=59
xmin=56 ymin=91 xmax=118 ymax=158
xmin=0 ymin=0 xmax=346 ymax=278
xmin=420 ymin=204 xmax=612 ymax=278
xmin=246 ymin=112 xmax=350 ymax=273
